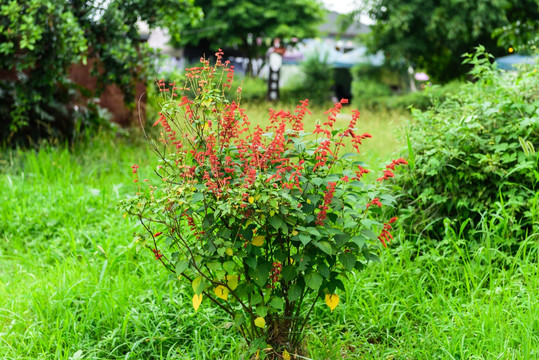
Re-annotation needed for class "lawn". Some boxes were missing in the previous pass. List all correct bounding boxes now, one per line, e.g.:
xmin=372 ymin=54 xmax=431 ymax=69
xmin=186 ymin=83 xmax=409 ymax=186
xmin=0 ymin=105 xmax=537 ymax=359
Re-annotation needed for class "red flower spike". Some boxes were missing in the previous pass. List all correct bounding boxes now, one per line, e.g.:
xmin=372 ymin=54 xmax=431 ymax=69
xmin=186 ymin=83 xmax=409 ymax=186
xmin=366 ymin=198 xmax=382 ymax=209
xmin=316 ymin=182 xmax=337 ymax=225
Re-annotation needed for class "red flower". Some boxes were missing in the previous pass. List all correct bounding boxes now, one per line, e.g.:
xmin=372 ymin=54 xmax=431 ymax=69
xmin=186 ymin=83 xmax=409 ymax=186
xmin=366 ymin=198 xmax=382 ymax=209
xmin=379 ymin=158 xmax=408 ymax=180
xmin=152 ymin=248 xmax=163 ymax=260
xmin=378 ymin=220 xmax=396 ymax=247
xmin=353 ymin=165 xmax=370 ymax=180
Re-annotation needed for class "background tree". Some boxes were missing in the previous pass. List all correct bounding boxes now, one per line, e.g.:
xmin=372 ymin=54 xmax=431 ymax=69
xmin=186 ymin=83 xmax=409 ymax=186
xmin=0 ymin=0 xmax=200 ymax=145
xmin=356 ymin=0 xmax=539 ymax=83
xmin=176 ymin=0 xmax=325 ymax=76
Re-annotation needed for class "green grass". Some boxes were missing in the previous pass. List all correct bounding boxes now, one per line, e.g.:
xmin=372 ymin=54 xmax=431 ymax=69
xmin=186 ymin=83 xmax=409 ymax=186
xmin=1 ymin=108 xmax=537 ymax=359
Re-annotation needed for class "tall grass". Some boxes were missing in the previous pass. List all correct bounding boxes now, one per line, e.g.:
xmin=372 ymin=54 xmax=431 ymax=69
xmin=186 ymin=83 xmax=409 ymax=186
xmin=1 ymin=108 xmax=536 ymax=359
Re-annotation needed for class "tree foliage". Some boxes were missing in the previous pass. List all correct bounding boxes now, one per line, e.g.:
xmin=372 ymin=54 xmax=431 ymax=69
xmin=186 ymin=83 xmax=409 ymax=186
xmin=0 ymin=0 xmax=200 ymax=145
xmin=359 ymin=0 xmax=539 ymax=82
xmin=176 ymin=0 xmax=324 ymax=71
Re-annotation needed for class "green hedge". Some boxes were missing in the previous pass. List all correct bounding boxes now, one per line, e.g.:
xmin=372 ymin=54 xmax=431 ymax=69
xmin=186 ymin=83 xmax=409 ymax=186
xmin=394 ymin=50 xmax=539 ymax=239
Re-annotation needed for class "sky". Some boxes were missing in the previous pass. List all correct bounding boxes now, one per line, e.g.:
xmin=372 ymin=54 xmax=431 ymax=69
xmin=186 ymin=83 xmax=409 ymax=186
xmin=322 ymin=0 xmax=358 ymax=14
xmin=322 ymin=0 xmax=373 ymax=24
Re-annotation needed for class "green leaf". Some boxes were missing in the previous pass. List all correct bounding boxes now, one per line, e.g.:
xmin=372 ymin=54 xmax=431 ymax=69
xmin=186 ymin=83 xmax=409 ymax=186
xmin=327 ymin=212 xmax=339 ymax=223
xmin=351 ymin=236 xmax=366 ymax=248
xmin=234 ymin=314 xmax=245 ymax=326
xmin=175 ymin=259 xmax=189 ymax=275
xmin=305 ymin=272 xmax=323 ymax=291
xmin=207 ymin=262 xmax=221 ymax=271
xmin=334 ymin=233 xmax=351 ymax=247
xmin=256 ymin=305 xmax=268 ymax=317
xmin=362 ymin=248 xmax=380 ymax=263
xmin=281 ymin=265 xmax=297 ymax=282
xmin=245 ymin=256 xmax=257 ymax=269
xmin=254 ymin=263 xmax=270 ymax=286
xmin=218 ymin=228 xmax=232 ymax=238
xmin=339 ymin=252 xmax=356 ymax=271
xmin=251 ymin=292 xmax=263 ymax=305
xmin=270 ymin=297 xmax=284 ymax=311
xmin=191 ymin=192 xmax=204 ymax=203
xmin=318 ymin=263 xmax=330 ymax=278
xmin=307 ymin=228 xmax=321 ymax=237
xmin=295 ymin=255 xmax=310 ymax=271
xmin=299 ymin=234 xmax=311 ymax=245
xmin=223 ymin=261 xmax=235 ymax=273
xmin=288 ymin=284 xmax=302 ymax=301
xmin=361 ymin=218 xmax=382 ymax=229
xmin=311 ymin=178 xmax=323 ymax=186
xmin=361 ymin=228 xmax=378 ymax=241
xmin=327 ymin=277 xmax=345 ymax=293
xmin=315 ymin=240 xmax=333 ymax=255
xmin=269 ymin=215 xmax=284 ymax=230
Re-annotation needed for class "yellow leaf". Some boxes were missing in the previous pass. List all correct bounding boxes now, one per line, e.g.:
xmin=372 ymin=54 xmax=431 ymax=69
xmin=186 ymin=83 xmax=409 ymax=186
xmin=325 ymin=293 xmax=339 ymax=312
xmin=270 ymin=210 xmax=275 ymax=216
xmin=192 ymin=294 xmax=203 ymax=311
xmin=306 ymin=198 xmax=311 ymax=204
xmin=214 ymin=285 xmax=229 ymax=300
xmin=123 ymin=213 xmax=127 ymax=219
xmin=282 ymin=349 xmax=291 ymax=360
xmin=249 ymin=196 xmax=254 ymax=204
xmin=225 ymin=248 xmax=234 ymax=256
xmin=251 ymin=235 xmax=265 ymax=247
xmin=227 ymin=275 xmax=239 ymax=290
xmin=254 ymin=316 xmax=266 ymax=328
xmin=291 ymin=230 xmax=299 ymax=236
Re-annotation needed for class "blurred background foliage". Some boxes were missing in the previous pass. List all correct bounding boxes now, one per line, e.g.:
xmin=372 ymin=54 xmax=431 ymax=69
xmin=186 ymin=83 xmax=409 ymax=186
xmin=1 ymin=0 xmax=538 ymax=145
xmin=0 ymin=0 xmax=201 ymax=145
xmin=354 ymin=0 xmax=539 ymax=83
xmin=174 ymin=0 xmax=324 ymax=75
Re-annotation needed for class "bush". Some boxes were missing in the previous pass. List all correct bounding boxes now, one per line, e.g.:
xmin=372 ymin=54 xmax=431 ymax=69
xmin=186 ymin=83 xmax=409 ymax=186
xmin=122 ymin=51 xmax=406 ymax=358
xmin=394 ymin=47 xmax=539 ymax=239
xmin=281 ymin=55 xmax=334 ymax=105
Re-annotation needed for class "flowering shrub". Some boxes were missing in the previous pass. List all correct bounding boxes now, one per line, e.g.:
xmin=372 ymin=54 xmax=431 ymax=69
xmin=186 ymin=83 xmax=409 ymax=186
xmin=122 ymin=50 xmax=406 ymax=358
